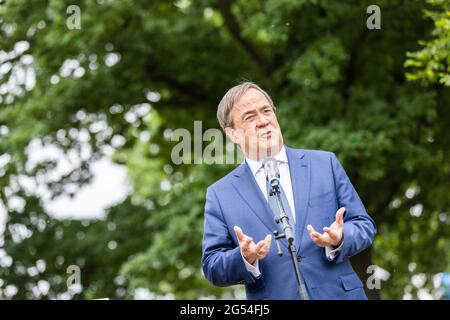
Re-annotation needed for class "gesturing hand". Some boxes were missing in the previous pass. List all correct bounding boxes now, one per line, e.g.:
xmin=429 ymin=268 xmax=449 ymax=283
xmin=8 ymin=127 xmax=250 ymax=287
xmin=234 ymin=226 xmax=272 ymax=265
xmin=307 ymin=207 xmax=345 ymax=248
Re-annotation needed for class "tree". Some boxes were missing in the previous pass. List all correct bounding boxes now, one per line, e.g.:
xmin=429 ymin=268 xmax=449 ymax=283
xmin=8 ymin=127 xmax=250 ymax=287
xmin=0 ymin=0 xmax=448 ymax=299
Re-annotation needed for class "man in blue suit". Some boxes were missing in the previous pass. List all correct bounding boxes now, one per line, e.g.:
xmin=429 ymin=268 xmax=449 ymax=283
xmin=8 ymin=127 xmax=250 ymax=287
xmin=201 ymin=82 xmax=376 ymax=299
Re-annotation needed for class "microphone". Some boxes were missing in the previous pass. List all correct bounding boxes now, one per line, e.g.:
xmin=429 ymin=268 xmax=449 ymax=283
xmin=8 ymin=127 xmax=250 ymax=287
xmin=263 ymin=156 xmax=309 ymax=300
xmin=263 ymin=157 xmax=280 ymax=190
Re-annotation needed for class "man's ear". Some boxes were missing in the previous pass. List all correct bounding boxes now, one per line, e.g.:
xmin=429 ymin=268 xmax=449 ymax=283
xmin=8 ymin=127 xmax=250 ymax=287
xmin=224 ymin=127 xmax=239 ymax=145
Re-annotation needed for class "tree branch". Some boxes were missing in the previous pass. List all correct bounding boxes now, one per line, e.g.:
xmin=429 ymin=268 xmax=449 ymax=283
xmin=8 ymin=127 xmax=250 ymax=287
xmin=117 ymin=15 xmax=209 ymax=103
xmin=144 ymin=59 xmax=208 ymax=102
xmin=217 ymin=0 xmax=271 ymax=74
xmin=342 ymin=28 xmax=369 ymax=103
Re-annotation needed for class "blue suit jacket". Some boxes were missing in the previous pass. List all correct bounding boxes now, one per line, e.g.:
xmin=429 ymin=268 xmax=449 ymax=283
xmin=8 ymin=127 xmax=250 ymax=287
xmin=201 ymin=146 xmax=376 ymax=300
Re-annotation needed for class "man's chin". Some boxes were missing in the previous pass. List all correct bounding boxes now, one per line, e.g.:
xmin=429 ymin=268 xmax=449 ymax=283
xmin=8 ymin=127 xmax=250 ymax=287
xmin=247 ymin=145 xmax=282 ymax=160
xmin=263 ymin=140 xmax=283 ymax=154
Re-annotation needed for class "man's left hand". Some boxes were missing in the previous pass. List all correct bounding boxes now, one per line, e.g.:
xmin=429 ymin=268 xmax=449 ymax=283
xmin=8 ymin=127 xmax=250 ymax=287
xmin=307 ymin=207 xmax=345 ymax=248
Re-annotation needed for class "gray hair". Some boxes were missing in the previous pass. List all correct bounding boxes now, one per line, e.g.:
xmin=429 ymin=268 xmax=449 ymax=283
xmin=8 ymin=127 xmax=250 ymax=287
xmin=217 ymin=82 xmax=275 ymax=130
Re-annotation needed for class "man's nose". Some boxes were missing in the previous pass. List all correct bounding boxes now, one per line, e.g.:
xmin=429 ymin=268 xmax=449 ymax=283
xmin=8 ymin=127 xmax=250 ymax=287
xmin=256 ymin=113 xmax=270 ymax=127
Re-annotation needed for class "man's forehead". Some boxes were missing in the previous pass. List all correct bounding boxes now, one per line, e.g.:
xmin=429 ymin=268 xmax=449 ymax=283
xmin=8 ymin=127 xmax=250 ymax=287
xmin=233 ymin=89 xmax=270 ymax=112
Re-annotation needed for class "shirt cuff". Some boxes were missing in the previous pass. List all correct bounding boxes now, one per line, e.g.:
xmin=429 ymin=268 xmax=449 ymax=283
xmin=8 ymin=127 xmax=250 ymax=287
xmin=325 ymin=240 xmax=344 ymax=261
xmin=241 ymin=251 xmax=261 ymax=278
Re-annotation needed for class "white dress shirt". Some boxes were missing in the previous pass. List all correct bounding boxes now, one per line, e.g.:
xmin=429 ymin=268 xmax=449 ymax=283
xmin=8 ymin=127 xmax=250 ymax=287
xmin=241 ymin=146 xmax=342 ymax=277
xmin=246 ymin=146 xmax=296 ymax=222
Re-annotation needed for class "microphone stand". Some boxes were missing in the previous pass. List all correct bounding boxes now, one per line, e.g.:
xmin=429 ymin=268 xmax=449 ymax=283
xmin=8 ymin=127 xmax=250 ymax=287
xmin=269 ymin=184 xmax=309 ymax=300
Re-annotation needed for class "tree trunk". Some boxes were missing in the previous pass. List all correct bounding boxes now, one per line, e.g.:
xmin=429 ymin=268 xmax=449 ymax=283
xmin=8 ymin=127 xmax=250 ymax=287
xmin=351 ymin=246 xmax=381 ymax=300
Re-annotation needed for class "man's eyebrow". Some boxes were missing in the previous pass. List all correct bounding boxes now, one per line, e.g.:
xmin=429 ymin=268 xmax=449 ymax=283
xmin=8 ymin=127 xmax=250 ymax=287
xmin=241 ymin=109 xmax=256 ymax=119
xmin=240 ymin=105 xmax=272 ymax=119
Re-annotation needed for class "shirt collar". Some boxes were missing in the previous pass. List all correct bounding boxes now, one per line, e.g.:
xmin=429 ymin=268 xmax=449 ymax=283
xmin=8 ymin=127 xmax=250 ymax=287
xmin=245 ymin=145 xmax=288 ymax=177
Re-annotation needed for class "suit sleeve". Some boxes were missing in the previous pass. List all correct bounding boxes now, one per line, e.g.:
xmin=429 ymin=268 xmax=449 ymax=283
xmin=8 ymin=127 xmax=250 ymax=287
xmin=201 ymin=187 xmax=257 ymax=286
xmin=329 ymin=152 xmax=377 ymax=264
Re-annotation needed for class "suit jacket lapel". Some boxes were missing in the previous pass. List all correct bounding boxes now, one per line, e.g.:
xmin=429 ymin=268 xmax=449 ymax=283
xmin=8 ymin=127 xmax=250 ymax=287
xmin=231 ymin=162 xmax=284 ymax=245
xmin=286 ymin=147 xmax=311 ymax=253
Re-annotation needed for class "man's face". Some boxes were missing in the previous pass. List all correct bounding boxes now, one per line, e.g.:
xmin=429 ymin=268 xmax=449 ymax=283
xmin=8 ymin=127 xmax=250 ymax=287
xmin=225 ymin=88 xmax=283 ymax=161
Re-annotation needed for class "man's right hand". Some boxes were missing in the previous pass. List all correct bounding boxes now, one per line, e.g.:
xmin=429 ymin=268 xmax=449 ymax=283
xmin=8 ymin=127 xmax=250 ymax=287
xmin=234 ymin=226 xmax=272 ymax=265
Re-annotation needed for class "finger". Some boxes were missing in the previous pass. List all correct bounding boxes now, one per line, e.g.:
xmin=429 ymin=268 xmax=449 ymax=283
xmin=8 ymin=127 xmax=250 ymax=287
xmin=244 ymin=235 xmax=253 ymax=246
xmin=256 ymin=244 xmax=267 ymax=256
xmin=255 ymin=240 xmax=265 ymax=252
xmin=240 ymin=236 xmax=253 ymax=253
xmin=257 ymin=243 xmax=271 ymax=258
xmin=336 ymin=207 xmax=345 ymax=225
xmin=260 ymin=242 xmax=269 ymax=252
xmin=234 ymin=226 xmax=246 ymax=242
xmin=307 ymin=224 xmax=316 ymax=235
xmin=323 ymin=227 xmax=339 ymax=241
xmin=257 ymin=249 xmax=269 ymax=259
xmin=310 ymin=233 xmax=326 ymax=247
xmin=259 ymin=239 xmax=271 ymax=252
xmin=311 ymin=229 xmax=330 ymax=243
xmin=264 ymin=234 xmax=272 ymax=246
xmin=308 ymin=227 xmax=322 ymax=238
xmin=311 ymin=232 xmax=323 ymax=241
xmin=309 ymin=231 xmax=320 ymax=242
xmin=256 ymin=235 xmax=272 ymax=253
xmin=256 ymin=251 xmax=265 ymax=259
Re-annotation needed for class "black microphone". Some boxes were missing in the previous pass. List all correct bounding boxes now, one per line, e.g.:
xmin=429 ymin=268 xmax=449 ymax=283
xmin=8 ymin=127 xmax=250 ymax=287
xmin=263 ymin=157 xmax=280 ymax=190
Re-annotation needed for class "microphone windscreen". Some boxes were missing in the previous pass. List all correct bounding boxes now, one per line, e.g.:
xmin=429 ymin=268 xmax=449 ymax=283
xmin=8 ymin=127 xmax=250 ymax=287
xmin=263 ymin=157 xmax=279 ymax=183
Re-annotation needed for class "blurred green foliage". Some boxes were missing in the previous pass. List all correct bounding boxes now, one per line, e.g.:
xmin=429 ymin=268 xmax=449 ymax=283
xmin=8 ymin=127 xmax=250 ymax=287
xmin=0 ymin=0 xmax=449 ymax=299
xmin=406 ymin=0 xmax=450 ymax=86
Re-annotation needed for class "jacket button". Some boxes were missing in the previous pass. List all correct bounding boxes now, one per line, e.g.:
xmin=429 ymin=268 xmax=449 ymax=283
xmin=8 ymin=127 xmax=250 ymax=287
xmin=297 ymin=255 xmax=302 ymax=262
